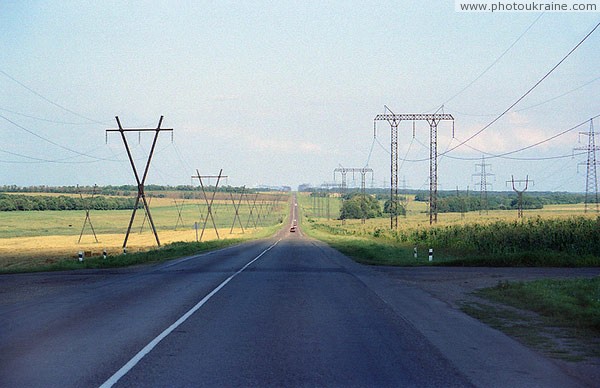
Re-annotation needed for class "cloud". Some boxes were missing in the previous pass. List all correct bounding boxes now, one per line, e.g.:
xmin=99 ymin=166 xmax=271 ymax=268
xmin=452 ymin=112 xmax=573 ymax=155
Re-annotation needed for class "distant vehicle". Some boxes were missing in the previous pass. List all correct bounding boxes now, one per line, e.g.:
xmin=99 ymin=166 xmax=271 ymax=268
xmin=290 ymin=226 xmax=296 ymax=232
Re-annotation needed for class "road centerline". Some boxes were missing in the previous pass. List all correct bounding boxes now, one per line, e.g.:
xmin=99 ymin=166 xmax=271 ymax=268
xmin=99 ymin=238 xmax=281 ymax=388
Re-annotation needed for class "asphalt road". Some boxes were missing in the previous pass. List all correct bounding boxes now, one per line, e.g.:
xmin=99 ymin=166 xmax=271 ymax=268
xmin=0 ymin=206 xmax=591 ymax=386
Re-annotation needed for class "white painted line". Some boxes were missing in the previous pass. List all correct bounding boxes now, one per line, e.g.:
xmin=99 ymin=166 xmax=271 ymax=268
xmin=100 ymin=239 xmax=281 ymax=388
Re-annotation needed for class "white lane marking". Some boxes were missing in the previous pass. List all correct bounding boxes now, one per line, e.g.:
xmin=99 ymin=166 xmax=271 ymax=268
xmin=100 ymin=239 xmax=281 ymax=388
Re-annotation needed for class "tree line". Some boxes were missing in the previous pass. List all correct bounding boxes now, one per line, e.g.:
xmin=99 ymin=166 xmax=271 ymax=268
xmin=333 ymin=190 xmax=588 ymax=220
xmin=414 ymin=191 xmax=586 ymax=213
xmin=0 ymin=184 xmax=254 ymax=197
xmin=0 ymin=194 xmax=140 ymax=212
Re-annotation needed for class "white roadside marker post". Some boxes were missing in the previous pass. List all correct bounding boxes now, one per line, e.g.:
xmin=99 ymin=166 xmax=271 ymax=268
xmin=428 ymin=248 xmax=433 ymax=262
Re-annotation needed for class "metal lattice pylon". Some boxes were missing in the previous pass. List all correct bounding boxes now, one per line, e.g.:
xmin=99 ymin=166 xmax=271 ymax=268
xmin=574 ymin=119 xmax=599 ymax=213
xmin=374 ymin=106 xmax=454 ymax=226
xmin=473 ymin=155 xmax=494 ymax=214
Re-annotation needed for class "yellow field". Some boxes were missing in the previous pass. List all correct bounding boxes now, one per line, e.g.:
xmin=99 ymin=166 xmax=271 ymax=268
xmin=0 ymin=191 xmax=290 ymax=270
xmin=0 ymin=227 xmax=254 ymax=270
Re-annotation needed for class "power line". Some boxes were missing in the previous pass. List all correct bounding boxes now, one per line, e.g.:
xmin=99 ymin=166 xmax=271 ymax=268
xmin=0 ymin=69 xmax=110 ymax=125
xmin=449 ymin=74 xmax=600 ymax=117
xmin=442 ymin=21 xmax=600 ymax=157
xmin=0 ymin=114 xmax=121 ymax=162
xmin=439 ymin=12 xmax=544 ymax=108
xmin=0 ymin=107 xmax=100 ymax=125
xmin=395 ymin=113 xmax=600 ymax=162
xmin=448 ymin=113 xmax=600 ymax=161
xmin=0 ymin=147 xmax=102 ymax=164
xmin=444 ymin=147 xmax=586 ymax=162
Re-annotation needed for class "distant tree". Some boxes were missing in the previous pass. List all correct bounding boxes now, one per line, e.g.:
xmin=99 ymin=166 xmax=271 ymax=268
xmin=383 ymin=199 xmax=406 ymax=216
xmin=340 ymin=193 xmax=382 ymax=220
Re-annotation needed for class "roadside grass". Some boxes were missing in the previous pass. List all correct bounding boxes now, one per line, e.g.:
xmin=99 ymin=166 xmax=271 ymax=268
xmin=462 ymin=278 xmax=600 ymax=360
xmin=13 ymin=239 xmax=245 ymax=273
xmin=298 ymin=192 xmax=600 ymax=268
xmin=0 ymin=222 xmax=284 ymax=274
xmin=302 ymin=219 xmax=600 ymax=267
xmin=477 ymin=278 xmax=600 ymax=332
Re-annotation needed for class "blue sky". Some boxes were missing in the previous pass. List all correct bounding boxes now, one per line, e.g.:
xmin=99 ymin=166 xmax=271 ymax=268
xmin=0 ymin=1 xmax=598 ymax=191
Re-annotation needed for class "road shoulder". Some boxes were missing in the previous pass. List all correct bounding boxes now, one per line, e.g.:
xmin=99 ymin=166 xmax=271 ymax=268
xmin=310 ymin=238 xmax=598 ymax=387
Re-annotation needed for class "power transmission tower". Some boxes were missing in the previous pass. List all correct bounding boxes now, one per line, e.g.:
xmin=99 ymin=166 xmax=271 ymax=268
xmin=229 ymin=186 xmax=245 ymax=234
xmin=321 ymin=182 xmax=339 ymax=220
xmin=472 ymin=155 xmax=494 ymax=214
xmin=334 ymin=167 xmax=374 ymax=223
xmin=507 ymin=175 xmax=532 ymax=218
xmin=192 ymin=169 xmax=227 ymax=241
xmin=574 ymin=119 xmax=600 ymax=213
xmin=77 ymin=184 xmax=99 ymax=244
xmin=106 ymin=116 xmax=173 ymax=248
xmin=333 ymin=166 xmax=348 ymax=194
xmin=334 ymin=167 xmax=373 ymax=193
xmin=374 ymin=106 xmax=454 ymax=226
xmin=173 ymin=197 xmax=185 ymax=230
xmin=333 ymin=167 xmax=348 ymax=224
xmin=246 ymin=192 xmax=260 ymax=229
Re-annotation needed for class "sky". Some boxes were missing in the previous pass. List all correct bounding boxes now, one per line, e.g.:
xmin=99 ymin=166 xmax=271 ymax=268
xmin=0 ymin=1 xmax=598 ymax=192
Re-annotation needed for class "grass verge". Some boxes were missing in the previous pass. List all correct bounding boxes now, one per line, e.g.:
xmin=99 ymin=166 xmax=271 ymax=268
xmin=0 ymin=239 xmax=244 ymax=274
xmin=302 ymin=220 xmax=600 ymax=267
xmin=0 ymin=220 xmax=285 ymax=274
xmin=462 ymin=278 xmax=600 ymax=361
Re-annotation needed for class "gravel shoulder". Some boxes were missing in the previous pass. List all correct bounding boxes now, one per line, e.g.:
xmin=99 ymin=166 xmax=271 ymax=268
xmin=371 ymin=266 xmax=600 ymax=387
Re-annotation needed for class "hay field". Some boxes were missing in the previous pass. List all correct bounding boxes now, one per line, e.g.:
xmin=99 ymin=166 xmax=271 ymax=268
xmin=0 ymin=192 xmax=289 ymax=270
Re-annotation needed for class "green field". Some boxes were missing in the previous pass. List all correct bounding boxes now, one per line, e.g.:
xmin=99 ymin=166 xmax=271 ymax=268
xmin=462 ymin=277 xmax=600 ymax=361
xmin=0 ymin=196 xmax=287 ymax=238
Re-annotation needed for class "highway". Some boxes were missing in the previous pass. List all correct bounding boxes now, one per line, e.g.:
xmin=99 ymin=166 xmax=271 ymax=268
xmin=0 ymin=200 xmax=587 ymax=387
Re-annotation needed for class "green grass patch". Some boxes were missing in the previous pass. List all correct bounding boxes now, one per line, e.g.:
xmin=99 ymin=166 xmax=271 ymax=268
xmin=476 ymin=278 xmax=600 ymax=332
xmin=462 ymin=278 xmax=600 ymax=360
